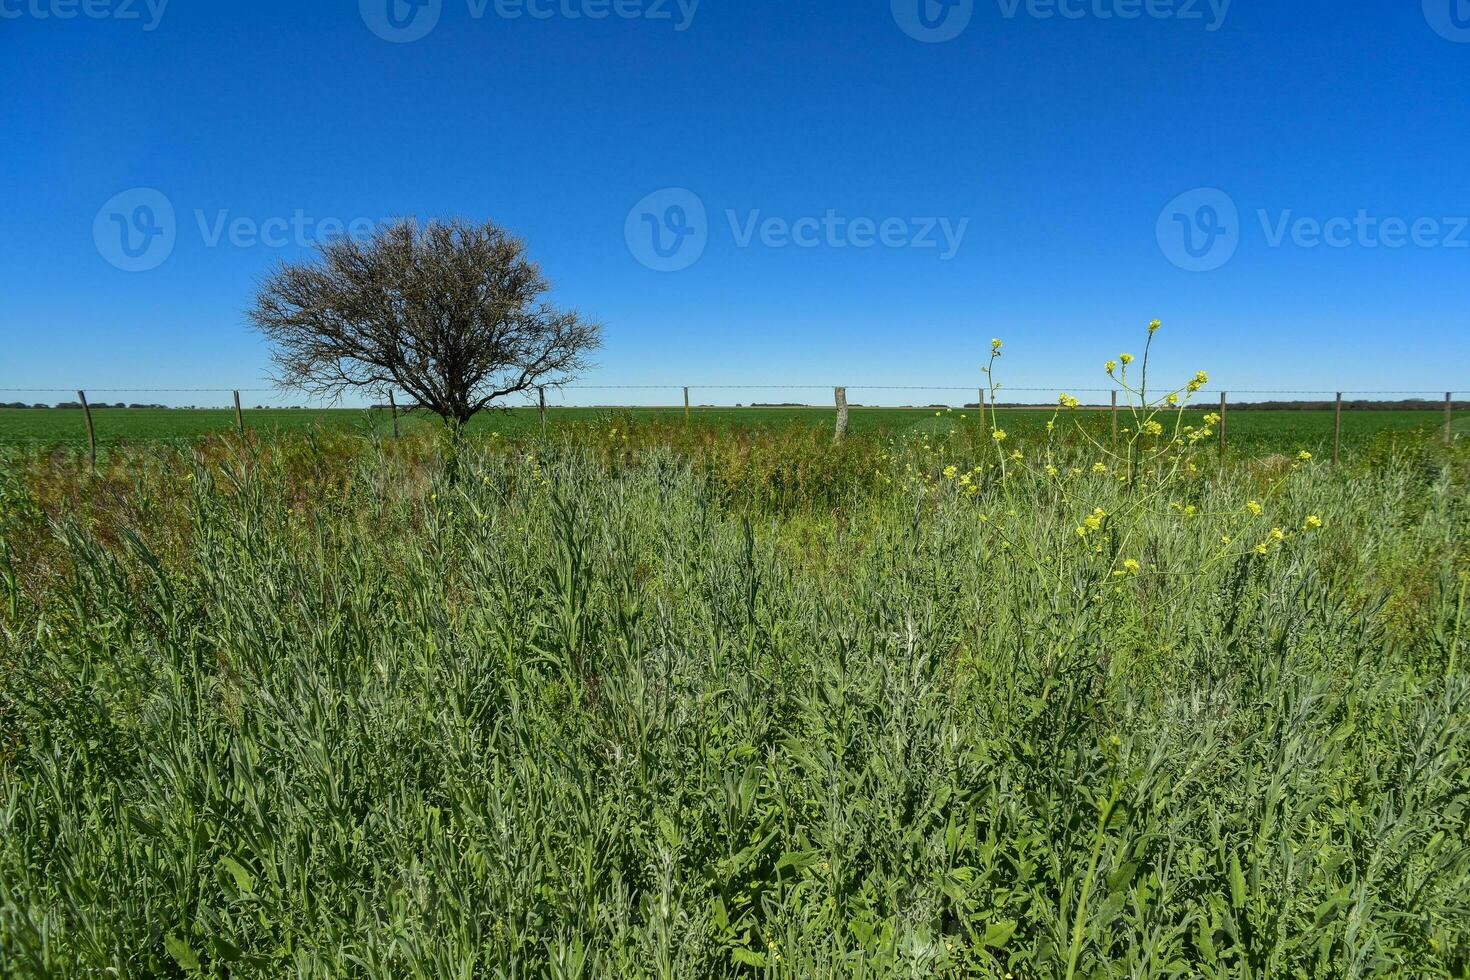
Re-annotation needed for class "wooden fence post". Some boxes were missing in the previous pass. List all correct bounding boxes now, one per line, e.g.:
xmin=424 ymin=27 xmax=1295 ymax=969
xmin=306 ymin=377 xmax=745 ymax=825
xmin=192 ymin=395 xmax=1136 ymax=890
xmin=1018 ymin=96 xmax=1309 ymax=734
xmin=1333 ymin=392 xmax=1342 ymax=466
xmin=77 ymin=389 xmax=96 ymax=471
xmin=1111 ymin=390 xmax=1118 ymax=440
xmin=1448 ymin=392 xmax=1455 ymax=447
xmin=834 ymin=387 xmax=848 ymax=443
xmin=389 ymin=390 xmax=400 ymax=439
xmin=233 ymin=390 xmax=244 ymax=435
xmin=978 ymin=388 xmax=987 ymax=432
xmin=538 ymin=386 xmax=547 ymax=434
xmin=1218 ymin=392 xmax=1228 ymax=455
xmin=684 ymin=386 xmax=690 ymax=424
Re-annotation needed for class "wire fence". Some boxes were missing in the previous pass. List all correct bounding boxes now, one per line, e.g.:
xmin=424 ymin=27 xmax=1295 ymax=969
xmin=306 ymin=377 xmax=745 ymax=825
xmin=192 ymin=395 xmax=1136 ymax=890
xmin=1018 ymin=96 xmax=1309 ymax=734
xmin=2 ymin=381 xmax=1462 ymax=474
xmin=2 ymin=384 xmax=1466 ymax=401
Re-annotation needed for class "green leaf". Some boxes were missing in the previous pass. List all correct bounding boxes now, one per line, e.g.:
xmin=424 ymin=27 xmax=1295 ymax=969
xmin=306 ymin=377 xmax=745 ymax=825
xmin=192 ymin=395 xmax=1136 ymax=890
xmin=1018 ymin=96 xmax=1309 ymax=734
xmin=731 ymin=948 xmax=768 ymax=967
xmin=165 ymin=934 xmax=200 ymax=973
xmin=218 ymin=856 xmax=256 ymax=896
xmin=982 ymin=918 xmax=1017 ymax=948
xmin=776 ymin=850 xmax=821 ymax=872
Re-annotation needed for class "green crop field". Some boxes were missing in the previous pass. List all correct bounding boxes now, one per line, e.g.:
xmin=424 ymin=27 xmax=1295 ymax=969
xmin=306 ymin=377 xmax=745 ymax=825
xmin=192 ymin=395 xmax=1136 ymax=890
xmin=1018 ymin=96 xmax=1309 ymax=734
xmin=2 ymin=404 xmax=1462 ymax=458
xmin=2 ymin=402 xmax=1468 ymax=976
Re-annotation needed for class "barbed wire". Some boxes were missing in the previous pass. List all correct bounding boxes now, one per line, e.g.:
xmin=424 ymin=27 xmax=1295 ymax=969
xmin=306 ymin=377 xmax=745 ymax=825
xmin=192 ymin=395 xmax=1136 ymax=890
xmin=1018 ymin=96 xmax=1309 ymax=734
xmin=0 ymin=385 xmax=1462 ymax=396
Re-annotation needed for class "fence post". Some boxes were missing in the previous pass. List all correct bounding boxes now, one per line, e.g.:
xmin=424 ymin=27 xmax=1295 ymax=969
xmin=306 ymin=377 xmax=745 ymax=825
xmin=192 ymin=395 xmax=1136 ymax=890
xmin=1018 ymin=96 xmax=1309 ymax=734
xmin=834 ymin=387 xmax=848 ymax=443
xmin=1218 ymin=392 xmax=1227 ymax=455
xmin=389 ymin=390 xmax=400 ymax=439
xmin=233 ymin=390 xmax=244 ymax=435
xmin=978 ymin=388 xmax=987 ymax=433
xmin=539 ymin=386 xmax=547 ymax=434
xmin=684 ymin=386 xmax=690 ymax=424
xmin=1333 ymin=392 xmax=1342 ymax=466
xmin=1111 ymin=390 xmax=1118 ymax=440
xmin=1448 ymin=392 xmax=1455 ymax=447
xmin=77 ymin=389 xmax=96 ymax=471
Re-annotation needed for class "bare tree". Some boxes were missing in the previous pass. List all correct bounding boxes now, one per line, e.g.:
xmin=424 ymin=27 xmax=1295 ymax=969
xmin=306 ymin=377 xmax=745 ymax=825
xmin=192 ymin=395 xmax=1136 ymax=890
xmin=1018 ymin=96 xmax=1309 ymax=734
xmin=249 ymin=217 xmax=601 ymax=428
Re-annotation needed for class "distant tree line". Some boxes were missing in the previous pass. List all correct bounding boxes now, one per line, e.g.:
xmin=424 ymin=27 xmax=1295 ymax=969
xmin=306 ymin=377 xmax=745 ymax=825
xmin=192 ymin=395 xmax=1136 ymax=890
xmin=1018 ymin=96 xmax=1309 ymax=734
xmin=2 ymin=402 xmax=168 ymax=410
xmin=962 ymin=399 xmax=1467 ymax=411
xmin=0 ymin=403 xmax=329 ymax=410
xmin=1213 ymin=398 xmax=1467 ymax=411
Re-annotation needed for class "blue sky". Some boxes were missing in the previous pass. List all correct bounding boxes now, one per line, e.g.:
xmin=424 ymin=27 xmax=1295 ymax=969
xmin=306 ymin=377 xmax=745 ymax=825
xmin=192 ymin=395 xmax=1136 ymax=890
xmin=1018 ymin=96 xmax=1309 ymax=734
xmin=3 ymin=0 xmax=1468 ymax=407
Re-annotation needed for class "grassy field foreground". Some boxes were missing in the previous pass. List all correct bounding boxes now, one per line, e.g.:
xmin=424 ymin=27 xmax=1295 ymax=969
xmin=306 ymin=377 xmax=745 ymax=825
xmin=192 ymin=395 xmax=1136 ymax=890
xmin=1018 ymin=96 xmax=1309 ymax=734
xmin=1 ymin=422 xmax=1468 ymax=976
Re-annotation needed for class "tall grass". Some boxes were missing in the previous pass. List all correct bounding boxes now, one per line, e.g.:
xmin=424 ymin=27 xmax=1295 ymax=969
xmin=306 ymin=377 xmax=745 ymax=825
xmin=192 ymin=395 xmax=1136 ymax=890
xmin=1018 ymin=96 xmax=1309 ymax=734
xmin=0 ymin=422 xmax=1467 ymax=977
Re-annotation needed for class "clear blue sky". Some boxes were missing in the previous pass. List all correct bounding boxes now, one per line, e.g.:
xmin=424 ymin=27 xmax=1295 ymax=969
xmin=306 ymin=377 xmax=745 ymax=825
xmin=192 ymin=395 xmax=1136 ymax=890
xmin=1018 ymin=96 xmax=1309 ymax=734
xmin=3 ymin=0 xmax=1468 ymax=407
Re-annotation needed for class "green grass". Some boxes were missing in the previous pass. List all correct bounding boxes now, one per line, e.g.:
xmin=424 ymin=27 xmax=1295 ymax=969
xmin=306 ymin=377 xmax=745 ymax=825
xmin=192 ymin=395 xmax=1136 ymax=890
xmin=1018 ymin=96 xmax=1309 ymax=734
xmin=1 ymin=420 xmax=1467 ymax=976
xmin=2 ymin=405 xmax=1462 ymax=457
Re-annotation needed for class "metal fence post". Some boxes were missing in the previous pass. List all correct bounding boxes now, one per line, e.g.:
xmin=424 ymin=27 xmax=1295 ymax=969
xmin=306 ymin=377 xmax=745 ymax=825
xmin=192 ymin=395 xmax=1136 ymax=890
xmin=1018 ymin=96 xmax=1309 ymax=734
xmin=1218 ymin=392 xmax=1227 ymax=455
xmin=1333 ymin=392 xmax=1342 ymax=466
xmin=77 ymin=389 xmax=96 ymax=471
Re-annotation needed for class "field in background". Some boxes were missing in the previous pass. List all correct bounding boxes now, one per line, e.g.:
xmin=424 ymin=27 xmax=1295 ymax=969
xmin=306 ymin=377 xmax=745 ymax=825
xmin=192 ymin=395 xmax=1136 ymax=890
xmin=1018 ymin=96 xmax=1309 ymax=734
xmin=1 ymin=405 xmax=1462 ymax=456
